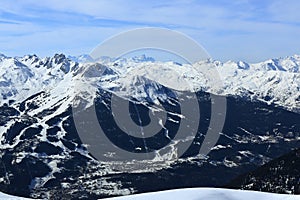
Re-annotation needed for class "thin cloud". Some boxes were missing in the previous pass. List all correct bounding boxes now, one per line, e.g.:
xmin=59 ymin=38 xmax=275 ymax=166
xmin=0 ymin=0 xmax=299 ymax=62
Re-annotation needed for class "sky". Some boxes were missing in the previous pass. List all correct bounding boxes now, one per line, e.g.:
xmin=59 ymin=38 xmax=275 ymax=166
xmin=0 ymin=0 xmax=300 ymax=62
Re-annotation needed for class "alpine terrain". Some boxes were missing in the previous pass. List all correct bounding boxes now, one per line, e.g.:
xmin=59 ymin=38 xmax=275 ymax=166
xmin=0 ymin=53 xmax=299 ymax=199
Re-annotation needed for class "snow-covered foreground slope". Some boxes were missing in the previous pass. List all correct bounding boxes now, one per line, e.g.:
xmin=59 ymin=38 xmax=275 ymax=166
xmin=106 ymin=188 xmax=300 ymax=200
xmin=0 ymin=191 xmax=33 ymax=199
xmin=1 ymin=188 xmax=298 ymax=200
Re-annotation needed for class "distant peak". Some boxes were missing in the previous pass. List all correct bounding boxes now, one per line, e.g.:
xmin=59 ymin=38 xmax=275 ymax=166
xmin=67 ymin=54 xmax=94 ymax=63
xmin=131 ymin=54 xmax=155 ymax=62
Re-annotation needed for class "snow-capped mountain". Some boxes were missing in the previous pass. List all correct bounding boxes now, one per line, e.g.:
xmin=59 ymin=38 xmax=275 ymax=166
xmin=210 ymin=56 xmax=300 ymax=113
xmin=67 ymin=54 xmax=94 ymax=63
xmin=0 ymin=53 xmax=299 ymax=199
xmin=0 ymin=53 xmax=299 ymax=112
xmin=0 ymin=54 xmax=78 ymax=103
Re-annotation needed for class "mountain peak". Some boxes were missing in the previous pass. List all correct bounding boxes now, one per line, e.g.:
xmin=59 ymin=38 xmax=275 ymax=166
xmin=0 ymin=53 xmax=6 ymax=58
xmin=131 ymin=54 xmax=155 ymax=62
xmin=68 ymin=54 xmax=94 ymax=63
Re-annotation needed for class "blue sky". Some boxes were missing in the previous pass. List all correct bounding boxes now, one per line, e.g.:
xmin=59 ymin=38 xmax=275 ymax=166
xmin=0 ymin=0 xmax=300 ymax=62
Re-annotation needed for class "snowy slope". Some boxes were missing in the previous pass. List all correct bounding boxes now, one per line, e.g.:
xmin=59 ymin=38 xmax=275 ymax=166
xmin=106 ymin=188 xmax=300 ymax=200
xmin=0 ymin=188 xmax=299 ymax=200
xmin=0 ymin=191 xmax=33 ymax=199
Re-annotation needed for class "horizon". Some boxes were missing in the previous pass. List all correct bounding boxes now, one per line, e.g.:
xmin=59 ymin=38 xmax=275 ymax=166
xmin=1 ymin=1 xmax=300 ymax=62
xmin=1 ymin=51 xmax=300 ymax=64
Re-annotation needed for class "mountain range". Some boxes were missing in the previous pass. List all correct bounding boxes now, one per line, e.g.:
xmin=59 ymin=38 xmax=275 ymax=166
xmin=0 ymin=53 xmax=299 ymax=199
xmin=0 ymin=53 xmax=299 ymax=113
